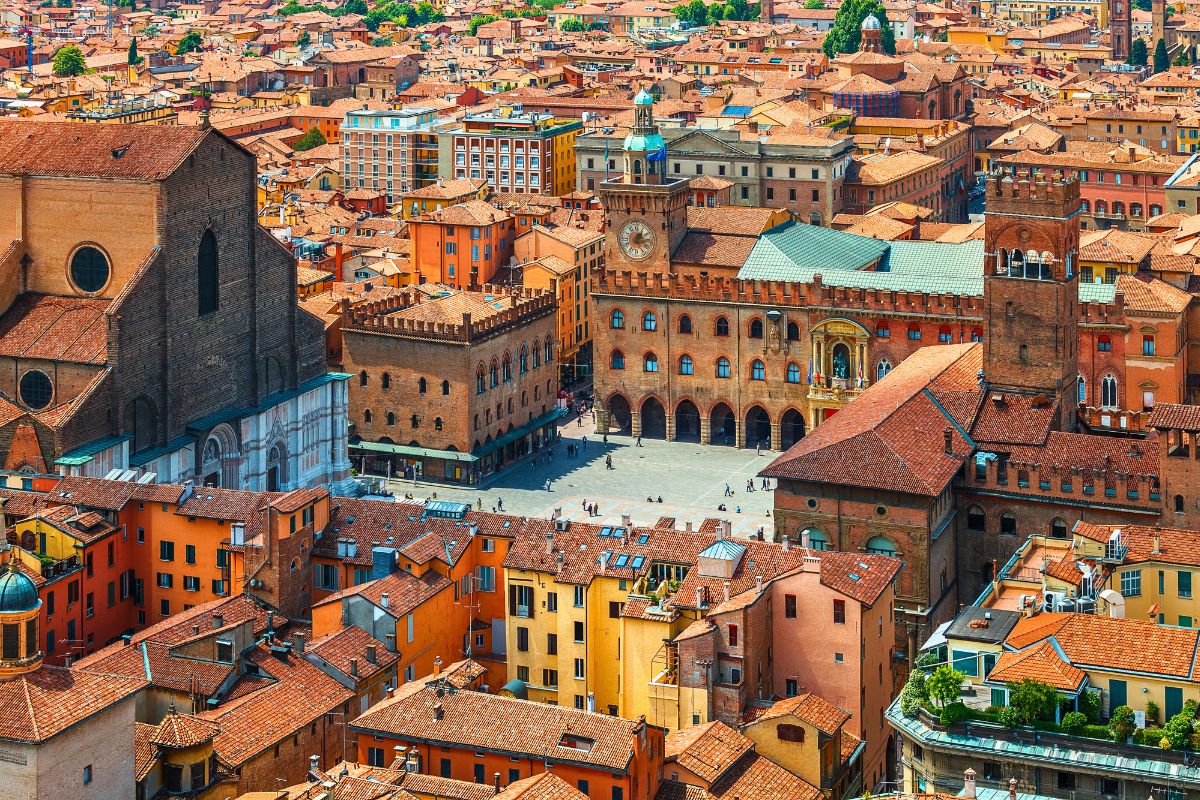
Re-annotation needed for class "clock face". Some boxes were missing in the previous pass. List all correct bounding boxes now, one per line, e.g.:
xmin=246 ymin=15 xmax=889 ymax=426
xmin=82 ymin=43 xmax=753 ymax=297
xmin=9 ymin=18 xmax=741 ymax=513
xmin=619 ymin=220 xmax=655 ymax=261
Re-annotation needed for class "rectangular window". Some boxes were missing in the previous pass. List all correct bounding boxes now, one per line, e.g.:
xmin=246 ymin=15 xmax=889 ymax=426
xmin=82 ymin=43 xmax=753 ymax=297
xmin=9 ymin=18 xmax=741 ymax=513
xmin=157 ymin=572 xmax=173 ymax=589
xmin=512 ymin=584 xmax=533 ymax=617
xmin=833 ymin=599 xmax=846 ymax=624
xmin=1121 ymin=570 xmax=1142 ymax=597
xmin=159 ymin=541 xmax=174 ymax=561
xmin=1144 ymin=336 xmax=1156 ymax=356
xmin=609 ymin=601 xmax=623 ymax=618
xmin=543 ymin=668 xmax=558 ymax=687
xmin=573 ymin=586 xmax=584 ymax=607
xmin=185 ymin=544 xmax=196 ymax=565
xmin=547 ymin=633 xmax=557 ymax=655
xmin=574 ymin=658 xmax=585 ymax=679
xmin=183 ymin=576 xmax=200 ymax=592
xmin=1180 ymin=571 xmax=1193 ymax=599
xmin=574 ymin=621 xmax=584 ymax=642
xmin=728 ymin=624 xmax=738 ymax=647
xmin=785 ymin=594 xmax=796 ymax=618
xmin=407 ymin=614 xmax=414 ymax=642
xmin=517 ymin=626 xmax=529 ymax=652
xmin=547 ymin=592 xmax=558 ymax=612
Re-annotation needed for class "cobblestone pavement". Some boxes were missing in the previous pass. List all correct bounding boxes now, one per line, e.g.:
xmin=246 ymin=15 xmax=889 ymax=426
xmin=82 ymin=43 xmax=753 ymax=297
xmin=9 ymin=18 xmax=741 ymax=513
xmin=385 ymin=415 xmax=779 ymax=538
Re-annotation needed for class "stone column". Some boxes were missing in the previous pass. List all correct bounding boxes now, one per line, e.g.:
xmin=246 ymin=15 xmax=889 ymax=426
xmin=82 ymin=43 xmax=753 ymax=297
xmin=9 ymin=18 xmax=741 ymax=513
xmin=735 ymin=420 xmax=746 ymax=449
xmin=700 ymin=418 xmax=711 ymax=445
xmin=770 ymin=422 xmax=782 ymax=451
xmin=595 ymin=408 xmax=610 ymax=435
xmin=666 ymin=414 xmax=676 ymax=441
xmin=631 ymin=411 xmax=642 ymax=438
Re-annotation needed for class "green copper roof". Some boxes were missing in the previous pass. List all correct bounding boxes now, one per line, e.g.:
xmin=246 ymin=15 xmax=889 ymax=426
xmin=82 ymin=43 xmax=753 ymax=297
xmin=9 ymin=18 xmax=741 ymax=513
xmin=738 ymin=221 xmax=986 ymax=296
xmin=623 ymin=132 xmax=665 ymax=152
xmin=634 ymin=89 xmax=654 ymax=105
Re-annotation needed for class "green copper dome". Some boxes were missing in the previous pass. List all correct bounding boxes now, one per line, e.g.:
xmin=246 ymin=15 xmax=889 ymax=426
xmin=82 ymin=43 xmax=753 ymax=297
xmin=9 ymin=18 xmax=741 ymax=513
xmin=634 ymin=89 xmax=654 ymax=105
xmin=0 ymin=561 xmax=38 ymax=613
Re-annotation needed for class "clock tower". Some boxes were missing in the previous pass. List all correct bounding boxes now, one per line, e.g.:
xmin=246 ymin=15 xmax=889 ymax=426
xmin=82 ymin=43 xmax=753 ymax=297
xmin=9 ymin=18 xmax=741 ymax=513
xmin=599 ymin=89 xmax=691 ymax=274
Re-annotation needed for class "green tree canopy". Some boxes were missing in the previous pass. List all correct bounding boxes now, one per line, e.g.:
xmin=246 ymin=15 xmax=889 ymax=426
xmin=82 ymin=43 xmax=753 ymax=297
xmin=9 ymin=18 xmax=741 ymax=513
xmin=52 ymin=45 xmax=86 ymax=76
xmin=1007 ymin=679 xmax=1058 ymax=725
xmin=926 ymin=665 xmax=965 ymax=708
xmin=559 ymin=18 xmax=585 ymax=30
xmin=340 ymin=0 xmax=368 ymax=13
xmin=1174 ymin=48 xmax=1190 ymax=66
xmin=1129 ymin=37 xmax=1148 ymax=66
xmin=293 ymin=126 xmax=328 ymax=151
xmin=297 ymin=30 xmax=311 ymax=47
xmin=1153 ymin=37 xmax=1169 ymax=73
xmin=175 ymin=31 xmax=204 ymax=54
xmin=822 ymin=0 xmax=895 ymax=56
xmin=127 ymin=36 xmax=142 ymax=65
xmin=468 ymin=13 xmax=497 ymax=34
xmin=1109 ymin=705 xmax=1137 ymax=743
xmin=805 ymin=0 xmax=825 ymax=8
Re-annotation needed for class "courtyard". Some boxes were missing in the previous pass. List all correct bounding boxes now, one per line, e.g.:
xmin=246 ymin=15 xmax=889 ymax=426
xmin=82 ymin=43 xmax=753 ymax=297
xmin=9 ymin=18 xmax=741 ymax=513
xmin=384 ymin=416 xmax=779 ymax=538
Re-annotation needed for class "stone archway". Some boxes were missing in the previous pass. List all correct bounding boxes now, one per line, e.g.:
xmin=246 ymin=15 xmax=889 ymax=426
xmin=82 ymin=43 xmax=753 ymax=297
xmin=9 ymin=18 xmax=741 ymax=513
xmin=607 ymin=394 xmax=632 ymax=434
xmin=710 ymin=403 xmax=736 ymax=447
xmin=675 ymin=400 xmax=701 ymax=443
xmin=200 ymin=423 xmax=240 ymax=488
xmin=640 ymin=397 xmax=666 ymax=439
xmin=745 ymin=406 xmax=771 ymax=449
xmin=781 ymin=408 xmax=806 ymax=450
xmin=267 ymin=441 xmax=287 ymax=492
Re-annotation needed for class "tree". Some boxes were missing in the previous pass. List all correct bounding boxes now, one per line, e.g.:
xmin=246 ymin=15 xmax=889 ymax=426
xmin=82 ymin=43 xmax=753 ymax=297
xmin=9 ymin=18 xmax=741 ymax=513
xmin=176 ymin=31 xmax=204 ymax=54
xmin=55 ymin=0 xmax=71 ymax=7
xmin=1153 ymin=37 xmax=1169 ymax=73
xmin=1129 ymin=37 xmax=1148 ymax=66
xmin=293 ymin=126 xmax=327 ymax=151
xmin=1008 ymin=679 xmax=1058 ymax=725
xmin=1163 ymin=700 xmax=1198 ymax=749
xmin=1061 ymin=711 xmax=1088 ymax=735
xmin=52 ymin=45 xmax=86 ymax=77
xmin=468 ymin=13 xmax=497 ymax=35
xmin=804 ymin=0 xmax=825 ymax=8
xmin=926 ymin=665 xmax=965 ymax=708
xmin=899 ymin=670 xmax=929 ymax=717
xmin=341 ymin=0 xmax=368 ymax=13
xmin=297 ymin=30 xmax=311 ymax=47
xmin=674 ymin=0 xmax=708 ymax=25
xmin=586 ymin=20 xmax=607 ymax=29
xmin=1174 ymin=48 xmax=1191 ymax=66
xmin=1109 ymin=705 xmax=1137 ymax=743
xmin=822 ymin=0 xmax=896 ymax=57
xmin=127 ymin=36 xmax=142 ymax=65
xmin=559 ymin=18 xmax=585 ymax=30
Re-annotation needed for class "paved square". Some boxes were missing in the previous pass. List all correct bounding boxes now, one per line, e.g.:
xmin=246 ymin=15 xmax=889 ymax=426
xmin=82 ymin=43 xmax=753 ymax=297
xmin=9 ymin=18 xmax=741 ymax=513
xmin=384 ymin=418 xmax=778 ymax=538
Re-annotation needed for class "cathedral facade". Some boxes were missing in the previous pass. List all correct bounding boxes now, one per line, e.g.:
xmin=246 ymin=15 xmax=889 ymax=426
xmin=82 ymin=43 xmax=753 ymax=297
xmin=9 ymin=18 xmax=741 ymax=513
xmin=0 ymin=120 xmax=352 ymax=493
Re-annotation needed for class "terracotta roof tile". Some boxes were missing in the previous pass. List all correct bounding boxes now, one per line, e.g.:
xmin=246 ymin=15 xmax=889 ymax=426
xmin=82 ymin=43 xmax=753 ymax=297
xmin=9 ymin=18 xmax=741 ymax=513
xmin=666 ymin=722 xmax=754 ymax=783
xmin=988 ymin=640 xmax=1086 ymax=691
xmin=0 ymin=119 xmax=209 ymax=181
xmin=751 ymin=693 xmax=850 ymax=734
xmin=0 ymin=664 xmax=146 ymax=743
xmin=0 ymin=294 xmax=109 ymax=364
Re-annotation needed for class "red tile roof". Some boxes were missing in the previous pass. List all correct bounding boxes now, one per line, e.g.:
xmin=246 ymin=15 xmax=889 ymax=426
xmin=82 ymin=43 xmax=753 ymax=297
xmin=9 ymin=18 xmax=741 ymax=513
xmin=665 ymin=721 xmax=754 ymax=784
xmin=0 ymin=294 xmax=110 ymax=365
xmin=0 ymin=664 xmax=145 ymax=743
xmin=0 ymin=119 xmax=210 ymax=181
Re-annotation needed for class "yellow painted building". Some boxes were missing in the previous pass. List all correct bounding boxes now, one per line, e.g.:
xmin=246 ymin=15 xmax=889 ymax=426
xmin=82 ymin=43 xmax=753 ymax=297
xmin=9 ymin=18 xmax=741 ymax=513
xmin=400 ymin=178 xmax=489 ymax=220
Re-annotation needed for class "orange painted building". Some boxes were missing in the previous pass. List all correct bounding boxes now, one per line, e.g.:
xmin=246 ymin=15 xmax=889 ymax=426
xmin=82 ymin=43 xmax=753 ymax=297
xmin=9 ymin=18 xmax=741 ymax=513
xmin=408 ymin=200 xmax=515 ymax=288
xmin=351 ymin=669 xmax=666 ymax=800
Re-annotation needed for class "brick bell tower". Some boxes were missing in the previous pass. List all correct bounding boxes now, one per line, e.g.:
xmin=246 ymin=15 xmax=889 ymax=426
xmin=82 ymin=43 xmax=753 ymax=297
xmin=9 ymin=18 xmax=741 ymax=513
xmin=982 ymin=167 xmax=1082 ymax=430
xmin=1110 ymin=0 xmax=1131 ymax=61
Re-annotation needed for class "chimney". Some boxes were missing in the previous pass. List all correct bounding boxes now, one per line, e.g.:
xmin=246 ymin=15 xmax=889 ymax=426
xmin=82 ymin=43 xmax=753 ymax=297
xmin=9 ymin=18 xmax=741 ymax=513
xmin=192 ymin=624 xmax=200 ymax=635
xmin=310 ymin=754 xmax=320 ymax=774
xmin=213 ymin=613 xmax=224 ymax=629
xmin=380 ymin=593 xmax=389 ymax=609
xmin=266 ymin=610 xmax=275 ymax=633
xmin=1153 ymin=536 xmax=1162 ymax=555
xmin=695 ymin=586 xmax=705 ymax=608
xmin=545 ymin=531 xmax=554 ymax=554
xmin=963 ymin=769 xmax=977 ymax=800
xmin=349 ymin=658 xmax=359 ymax=677
xmin=916 ymin=132 xmax=925 ymax=150
xmin=366 ymin=644 xmax=378 ymax=664
xmin=494 ymin=772 xmax=502 ymax=791
xmin=944 ymin=428 xmax=954 ymax=455
xmin=1008 ymin=778 xmax=1018 ymax=800
xmin=434 ymin=656 xmax=443 ymax=676
xmin=434 ymin=702 xmax=444 ymax=720
xmin=723 ymin=581 xmax=731 ymax=603
xmin=685 ymin=521 xmax=693 ymax=533
xmin=292 ymin=632 xmax=305 ymax=654
xmin=755 ymin=575 xmax=763 ymax=594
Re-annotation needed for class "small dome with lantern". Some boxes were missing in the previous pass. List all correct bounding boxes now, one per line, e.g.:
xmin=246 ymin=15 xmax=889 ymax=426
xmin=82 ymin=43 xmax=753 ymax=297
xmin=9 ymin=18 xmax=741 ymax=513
xmin=0 ymin=559 xmax=38 ymax=613
xmin=623 ymin=88 xmax=666 ymax=156
xmin=861 ymin=13 xmax=881 ymax=30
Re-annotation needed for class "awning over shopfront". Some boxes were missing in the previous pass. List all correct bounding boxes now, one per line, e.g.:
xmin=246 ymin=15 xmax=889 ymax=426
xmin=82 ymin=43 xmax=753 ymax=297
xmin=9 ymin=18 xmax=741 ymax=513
xmin=350 ymin=441 xmax=478 ymax=463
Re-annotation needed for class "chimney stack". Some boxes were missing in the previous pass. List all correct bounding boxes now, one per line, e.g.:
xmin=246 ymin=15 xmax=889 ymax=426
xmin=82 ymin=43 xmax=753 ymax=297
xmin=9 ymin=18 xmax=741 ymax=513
xmin=695 ymin=586 xmax=705 ymax=608
xmin=755 ymin=575 xmax=763 ymax=594
xmin=434 ymin=702 xmax=444 ymax=720
xmin=963 ymin=769 xmax=977 ymax=800
xmin=349 ymin=658 xmax=359 ymax=677
xmin=213 ymin=613 xmax=224 ymax=629
xmin=1009 ymin=778 xmax=1018 ymax=800
xmin=381 ymin=593 xmax=389 ymax=609
xmin=292 ymin=632 xmax=305 ymax=654
xmin=366 ymin=644 xmax=378 ymax=664
xmin=310 ymin=754 xmax=320 ymax=774
xmin=944 ymin=428 xmax=954 ymax=455
xmin=494 ymin=772 xmax=502 ymax=791
xmin=723 ymin=581 xmax=731 ymax=604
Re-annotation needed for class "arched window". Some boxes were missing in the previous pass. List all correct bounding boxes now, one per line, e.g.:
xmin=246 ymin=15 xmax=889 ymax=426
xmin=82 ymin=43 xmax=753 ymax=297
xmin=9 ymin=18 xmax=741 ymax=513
xmin=751 ymin=359 xmax=765 ymax=381
xmin=198 ymin=230 xmax=219 ymax=315
xmin=1101 ymin=374 xmax=1118 ymax=408
xmin=611 ymin=350 xmax=625 ymax=370
xmin=715 ymin=316 xmax=730 ymax=337
xmin=489 ymin=361 xmax=499 ymax=387
xmin=476 ymin=367 xmax=485 ymax=395
xmin=938 ymin=325 xmax=953 ymax=344
xmin=1008 ymin=248 xmax=1025 ymax=277
xmin=907 ymin=322 xmax=921 ymax=341
xmin=363 ymin=409 xmax=372 ymax=424
xmin=418 ymin=377 xmax=426 ymax=395
xmin=386 ymin=412 xmax=395 ymax=425
xmin=1080 ymin=199 xmax=1090 ymax=212
xmin=474 ymin=414 xmax=480 ymax=431
xmin=411 ymin=414 xmax=420 ymax=428
xmin=749 ymin=319 xmax=764 ymax=339
xmin=611 ymin=309 xmax=625 ymax=329
xmin=1131 ymin=202 xmax=1143 ymax=218
xmin=786 ymin=363 xmax=801 ymax=383
xmin=532 ymin=340 xmax=541 ymax=369
xmin=970 ymin=327 xmax=983 ymax=343
xmin=435 ymin=417 xmax=444 ymax=431
xmin=679 ymin=355 xmax=694 ymax=375
xmin=359 ymin=370 xmax=368 ymax=387
xmin=1095 ymin=199 xmax=1108 ymax=215
xmin=381 ymin=372 xmax=391 ymax=390
xmin=716 ymin=357 xmax=731 ymax=378
xmin=442 ymin=380 xmax=451 ymax=396
xmin=875 ymin=321 xmax=890 ymax=339
xmin=966 ymin=506 xmax=985 ymax=532
xmin=1176 ymin=494 xmax=1185 ymax=513
xmin=787 ymin=321 xmax=800 ymax=341
xmin=1051 ymin=518 xmax=1068 ymax=538
xmin=643 ymin=311 xmax=657 ymax=331
xmin=865 ymin=536 xmax=897 ymax=557
xmin=1078 ymin=374 xmax=1086 ymax=404
xmin=1097 ymin=334 xmax=1112 ymax=352
xmin=544 ymin=341 xmax=552 ymax=363
xmin=503 ymin=354 xmax=512 ymax=381
xmin=679 ymin=315 xmax=693 ymax=334
xmin=802 ymin=528 xmax=828 ymax=551
xmin=519 ymin=343 xmax=528 ymax=373
xmin=1000 ymin=512 xmax=1017 ymax=535
xmin=644 ymin=352 xmax=659 ymax=372
xmin=876 ymin=359 xmax=892 ymax=380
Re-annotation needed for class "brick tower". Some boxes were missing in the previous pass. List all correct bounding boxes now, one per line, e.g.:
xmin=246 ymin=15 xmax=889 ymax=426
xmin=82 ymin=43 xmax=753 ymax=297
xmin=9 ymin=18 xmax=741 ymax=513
xmin=1110 ymin=0 xmax=1131 ymax=61
xmin=982 ymin=168 xmax=1082 ymax=430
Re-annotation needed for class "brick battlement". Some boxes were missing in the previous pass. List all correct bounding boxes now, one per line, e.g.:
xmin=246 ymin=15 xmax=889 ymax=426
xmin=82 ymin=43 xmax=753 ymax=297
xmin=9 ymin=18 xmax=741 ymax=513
xmin=341 ymin=284 xmax=554 ymax=344
xmin=986 ymin=167 xmax=1080 ymax=209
